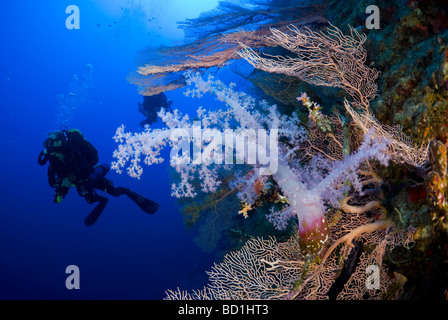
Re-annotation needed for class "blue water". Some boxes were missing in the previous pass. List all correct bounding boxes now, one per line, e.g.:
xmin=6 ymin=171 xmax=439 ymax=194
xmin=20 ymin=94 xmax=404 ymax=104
xmin=0 ymin=0 xmax=220 ymax=299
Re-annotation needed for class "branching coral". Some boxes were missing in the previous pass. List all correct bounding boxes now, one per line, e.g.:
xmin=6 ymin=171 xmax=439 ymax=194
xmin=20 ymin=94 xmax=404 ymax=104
xmin=115 ymin=20 xmax=431 ymax=300
xmin=113 ymin=72 xmax=393 ymax=256
xmin=130 ymin=1 xmax=328 ymax=96
xmin=165 ymin=216 xmax=415 ymax=300
xmin=238 ymin=24 xmax=379 ymax=112
xmin=177 ymin=0 xmax=327 ymax=40
xmin=238 ymin=23 xmax=429 ymax=167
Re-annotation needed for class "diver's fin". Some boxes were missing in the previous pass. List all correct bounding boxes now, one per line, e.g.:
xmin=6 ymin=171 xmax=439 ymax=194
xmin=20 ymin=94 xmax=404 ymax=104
xmin=126 ymin=191 xmax=159 ymax=214
xmin=84 ymin=198 xmax=108 ymax=226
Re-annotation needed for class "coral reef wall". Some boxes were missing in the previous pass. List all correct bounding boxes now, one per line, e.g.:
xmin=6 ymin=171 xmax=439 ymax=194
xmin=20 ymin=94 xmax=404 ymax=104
xmin=325 ymin=0 xmax=448 ymax=299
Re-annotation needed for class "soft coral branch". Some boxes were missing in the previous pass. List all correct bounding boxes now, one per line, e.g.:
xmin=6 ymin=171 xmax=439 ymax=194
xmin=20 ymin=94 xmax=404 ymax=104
xmin=113 ymin=72 xmax=392 ymax=256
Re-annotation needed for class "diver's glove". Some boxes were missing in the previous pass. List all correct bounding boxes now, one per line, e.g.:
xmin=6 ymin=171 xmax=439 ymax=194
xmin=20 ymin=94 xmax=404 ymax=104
xmin=54 ymin=193 xmax=63 ymax=203
xmin=53 ymin=177 xmax=73 ymax=203
xmin=54 ymin=186 xmax=69 ymax=203
xmin=54 ymin=191 xmax=65 ymax=203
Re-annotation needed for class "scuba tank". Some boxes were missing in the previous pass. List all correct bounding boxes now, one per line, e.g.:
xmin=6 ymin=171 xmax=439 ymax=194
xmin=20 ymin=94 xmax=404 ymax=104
xmin=89 ymin=163 xmax=110 ymax=186
xmin=77 ymin=163 xmax=110 ymax=198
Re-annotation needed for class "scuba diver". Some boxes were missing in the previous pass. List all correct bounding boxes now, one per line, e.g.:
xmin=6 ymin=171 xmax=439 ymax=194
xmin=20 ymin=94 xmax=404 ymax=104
xmin=138 ymin=92 xmax=173 ymax=127
xmin=38 ymin=128 xmax=159 ymax=226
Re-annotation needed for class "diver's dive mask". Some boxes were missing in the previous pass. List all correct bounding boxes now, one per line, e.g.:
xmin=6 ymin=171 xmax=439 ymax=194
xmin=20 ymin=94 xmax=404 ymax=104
xmin=43 ymin=131 xmax=67 ymax=153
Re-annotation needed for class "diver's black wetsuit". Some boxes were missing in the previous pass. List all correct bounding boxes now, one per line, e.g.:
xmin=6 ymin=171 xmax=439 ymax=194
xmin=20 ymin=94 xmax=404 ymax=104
xmin=39 ymin=129 xmax=97 ymax=201
xmin=39 ymin=128 xmax=159 ymax=226
xmin=138 ymin=92 xmax=172 ymax=127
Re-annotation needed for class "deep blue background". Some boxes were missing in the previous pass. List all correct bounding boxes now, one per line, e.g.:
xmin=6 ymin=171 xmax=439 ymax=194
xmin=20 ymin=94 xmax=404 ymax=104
xmin=0 ymin=0 xmax=221 ymax=299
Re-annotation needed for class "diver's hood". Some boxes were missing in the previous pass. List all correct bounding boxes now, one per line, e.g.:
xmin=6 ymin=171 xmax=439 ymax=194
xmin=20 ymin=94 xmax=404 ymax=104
xmin=43 ymin=131 xmax=66 ymax=151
